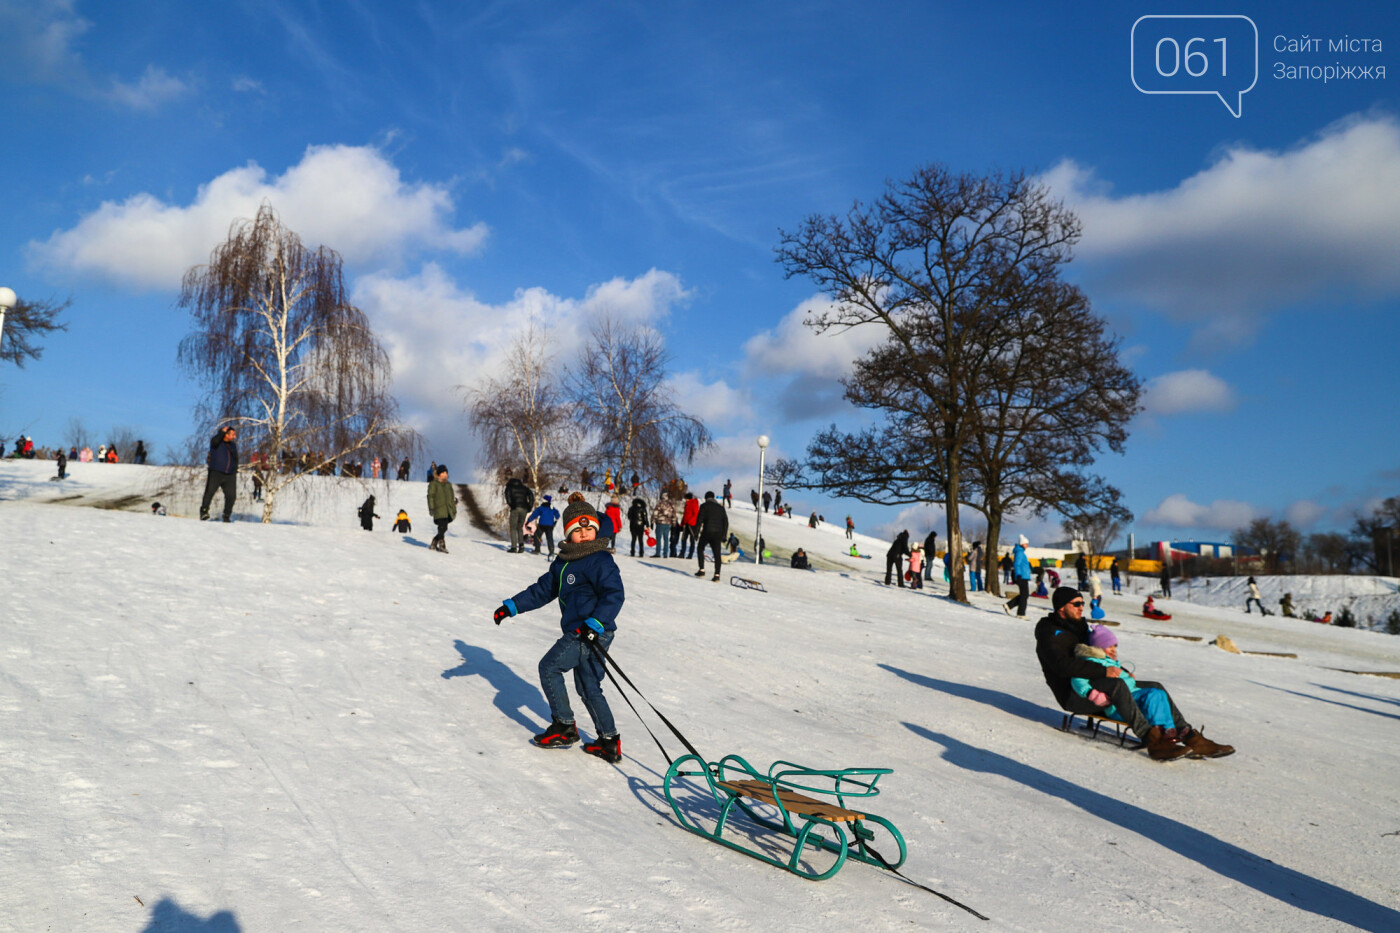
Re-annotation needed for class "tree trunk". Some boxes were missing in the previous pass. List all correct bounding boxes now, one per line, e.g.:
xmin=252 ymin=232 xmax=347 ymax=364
xmin=944 ymin=442 xmax=967 ymax=603
xmin=985 ymin=507 xmax=1004 ymax=599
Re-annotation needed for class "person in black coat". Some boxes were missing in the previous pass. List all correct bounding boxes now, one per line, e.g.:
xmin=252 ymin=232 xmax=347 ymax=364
xmin=694 ymin=491 xmax=729 ymax=580
xmin=358 ymin=495 xmax=380 ymax=531
xmin=922 ymin=530 xmax=938 ymax=581
xmin=885 ymin=530 xmax=911 ymax=586
xmin=627 ymin=497 xmax=650 ymax=557
xmin=199 ymin=425 xmax=239 ymax=522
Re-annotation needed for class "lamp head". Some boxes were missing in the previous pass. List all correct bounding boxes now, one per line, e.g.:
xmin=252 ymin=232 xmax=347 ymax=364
xmin=0 ymin=287 xmax=16 ymax=311
xmin=756 ymin=435 xmax=770 ymax=449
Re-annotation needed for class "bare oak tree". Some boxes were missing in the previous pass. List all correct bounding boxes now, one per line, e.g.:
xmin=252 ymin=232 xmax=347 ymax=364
xmin=1 ymin=295 xmax=68 ymax=367
xmin=778 ymin=165 xmax=1083 ymax=602
xmin=568 ymin=316 xmax=713 ymax=489
xmin=178 ymin=203 xmax=418 ymax=522
xmin=464 ymin=320 xmax=581 ymax=492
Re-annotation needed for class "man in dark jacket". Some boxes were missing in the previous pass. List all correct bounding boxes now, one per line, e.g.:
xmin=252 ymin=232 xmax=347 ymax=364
xmin=885 ymin=530 xmax=911 ymax=586
xmin=922 ymin=530 xmax=938 ymax=581
xmin=1035 ymin=586 xmax=1233 ymax=761
xmin=504 ymin=477 xmax=535 ymax=553
xmin=199 ymin=425 xmax=239 ymax=522
xmin=694 ymin=491 xmax=729 ymax=580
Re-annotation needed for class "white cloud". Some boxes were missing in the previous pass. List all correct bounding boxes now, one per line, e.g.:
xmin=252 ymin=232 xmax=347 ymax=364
xmin=1144 ymin=494 xmax=1256 ymax=531
xmin=105 ymin=64 xmax=189 ymax=109
xmin=668 ymin=371 xmax=750 ymax=428
xmin=1043 ymin=115 xmax=1400 ymax=344
xmin=741 ymin=295 xmax=887 ymax=420
xmin=0 ymin=0 xmax=188 ymax=109
xmin=1284 ymin=500 xmax=1327 ymax=529
xmin=1140 ymin=369 xmax=1238 ymax=417
xmin=31 ymin=144 xmax=488 ymax=290
xmin=353 ymin=264 xmax=691 ymax=475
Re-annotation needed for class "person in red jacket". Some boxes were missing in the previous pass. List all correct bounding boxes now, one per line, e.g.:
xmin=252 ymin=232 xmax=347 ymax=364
xmin=680 ymin=492 xmax=701 ymax=559
xmin=604 ymin=497 xmax=623 ymax=554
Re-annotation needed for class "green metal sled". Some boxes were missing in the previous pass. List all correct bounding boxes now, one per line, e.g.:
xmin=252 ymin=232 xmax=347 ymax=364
xmin=662 ymin=753 xmax=907 ymax=881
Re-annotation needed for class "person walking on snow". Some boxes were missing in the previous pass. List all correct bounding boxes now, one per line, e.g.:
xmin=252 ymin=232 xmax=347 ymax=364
xmin=604 ymin=497 xmax=623 ymax=553
xmin=528 ymin=495 xmax=560 ymax=556
xmin=504 ymin=476 xmax=535 ymax=553
xmin=1110 ymin=558 xmax=1122 ymax=595
xmin=493 ymin=493 xmax=624 ymax=763
xmin=907 ymin=544 xmax=924 ymax=590
xmin=1245 ymin=577 xmax=1267 ymax=614
xmin=1076 ymin=553 xmax=1089 ymax=592
xmin=358 ymin=495 xmax=380 ymax=531
xmin=427 ymin=464 xmax=457 ymax=553
xmin=627 ymin=496 xmax=650 ymax=557
xmin=694 ymin=491 xmax=729 ymax=581
xmin=1004 ymin=535 xmax=1032 ymax=617
xmin=723 ymin=479 xmax=732 ymax=508
xmin=923 ymin=530 xmax=938 ymax=582
xmin=846 ymin=516 xmax=854 ymax=540
xmin=199 ymin=425 xmax=239 ymax=522
xmin=393 ymin=510 xmax=412 ymax=533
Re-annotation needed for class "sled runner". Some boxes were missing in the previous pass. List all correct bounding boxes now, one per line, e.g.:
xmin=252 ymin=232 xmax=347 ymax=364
xmin=1059 ymin=711 xmax=1140 ymax=748
xmin=663 ymin=754 xmax=907 ymax=881
xmin=729 ymin=577 xmax=767 ymax=592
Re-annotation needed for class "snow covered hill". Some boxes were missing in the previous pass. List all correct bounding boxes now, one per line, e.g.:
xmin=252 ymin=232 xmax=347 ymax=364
xmin=2 ymin=459 xmax=1399 ymax=932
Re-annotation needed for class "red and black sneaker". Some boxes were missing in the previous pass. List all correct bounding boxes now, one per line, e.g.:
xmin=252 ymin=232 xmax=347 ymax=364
xmin=582 ymin=733 xmax=621 ymax=763
xmin=532 ymin=719 xmax=579 ymax=748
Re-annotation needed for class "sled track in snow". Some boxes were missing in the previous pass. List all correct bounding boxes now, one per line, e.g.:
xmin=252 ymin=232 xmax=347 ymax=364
xmin=456 ymin=483 xmax=501 ymax=538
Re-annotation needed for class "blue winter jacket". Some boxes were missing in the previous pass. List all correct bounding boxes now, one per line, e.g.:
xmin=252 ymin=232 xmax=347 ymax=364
xmin=506 ymin=549 xmax=624 ymax=636
xmin=528 ymin=504 xmax=560 ymax=527
xmin=1012 ymin=544 xmax=1032 ymax=582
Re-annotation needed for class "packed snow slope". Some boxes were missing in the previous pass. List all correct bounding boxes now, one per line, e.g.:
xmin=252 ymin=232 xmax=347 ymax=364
xmin=2 ymin=460 xmax=1399 ymax=932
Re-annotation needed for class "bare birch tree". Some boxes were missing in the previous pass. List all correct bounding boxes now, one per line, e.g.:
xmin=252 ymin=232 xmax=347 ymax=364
xmin=464 ymin=320 xmax=580 ymax=492
xmin=177 ymin=203 xmax=419 ymax=522
xmin=568 ymin=316 xmax=712 ymax=489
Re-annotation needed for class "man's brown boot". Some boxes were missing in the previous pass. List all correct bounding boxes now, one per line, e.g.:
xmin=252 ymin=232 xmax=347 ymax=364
xmin=1180 ymin=728 xmax=1235 ymax=758
xmin=1144 ymin=726 xmax=1192 ymax=761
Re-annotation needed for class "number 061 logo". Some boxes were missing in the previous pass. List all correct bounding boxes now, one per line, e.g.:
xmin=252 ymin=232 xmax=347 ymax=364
xmin=1132 ymin=15 xmax=1258 ymax=117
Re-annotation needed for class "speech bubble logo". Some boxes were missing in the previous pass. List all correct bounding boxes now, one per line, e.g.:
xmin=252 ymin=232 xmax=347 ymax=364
xmin=1132 ymin=15 xmax=1258 ymax=117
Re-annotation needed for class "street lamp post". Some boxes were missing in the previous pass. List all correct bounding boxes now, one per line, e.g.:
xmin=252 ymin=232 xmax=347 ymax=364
xmin=755 ymin=435 xmax=769 ymax=565
xmin=0 ymin=287 xmax=16 ymax=351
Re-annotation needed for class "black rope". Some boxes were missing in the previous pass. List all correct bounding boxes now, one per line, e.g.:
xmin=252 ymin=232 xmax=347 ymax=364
xmin=587 ymin=638 xmax=707 ymax=767
xmin=855 ymin=834 xmax=988 ymax=921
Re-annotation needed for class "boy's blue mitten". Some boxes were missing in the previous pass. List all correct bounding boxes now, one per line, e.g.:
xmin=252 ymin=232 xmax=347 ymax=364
xmin=576 ymin=617 xmax=605 ymax=642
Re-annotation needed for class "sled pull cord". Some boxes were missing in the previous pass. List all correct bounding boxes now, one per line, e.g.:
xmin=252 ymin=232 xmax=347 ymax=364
xmin=858 ymin=833 xmax=988 ymax=921
xmin=588 ymin=639 xmax=707 ymax=769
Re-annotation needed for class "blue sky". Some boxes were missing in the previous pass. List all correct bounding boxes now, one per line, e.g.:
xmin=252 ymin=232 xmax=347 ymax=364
xmin=2 ymin=0 xmax=1396 ymax=548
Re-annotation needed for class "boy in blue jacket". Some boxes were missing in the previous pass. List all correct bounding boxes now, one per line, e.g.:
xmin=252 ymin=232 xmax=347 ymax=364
xmin=494 ymin=493 xmax=624 ymax=762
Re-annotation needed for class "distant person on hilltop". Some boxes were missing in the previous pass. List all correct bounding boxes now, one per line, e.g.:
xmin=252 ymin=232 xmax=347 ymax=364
xmin=846 ymin=515 xmax=854 ymax=539
xmin=1159 ymin=566 xmax=1172 ymax=599
xmin=723 ymin=479 xmax=732 ymax=508
xmin=199 ymin=425 xmax=239 ymax=523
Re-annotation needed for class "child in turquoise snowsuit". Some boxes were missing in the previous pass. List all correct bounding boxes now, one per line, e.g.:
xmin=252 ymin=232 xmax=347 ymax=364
xmin=1069 ymin=625 xmax=1175 ymax=730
